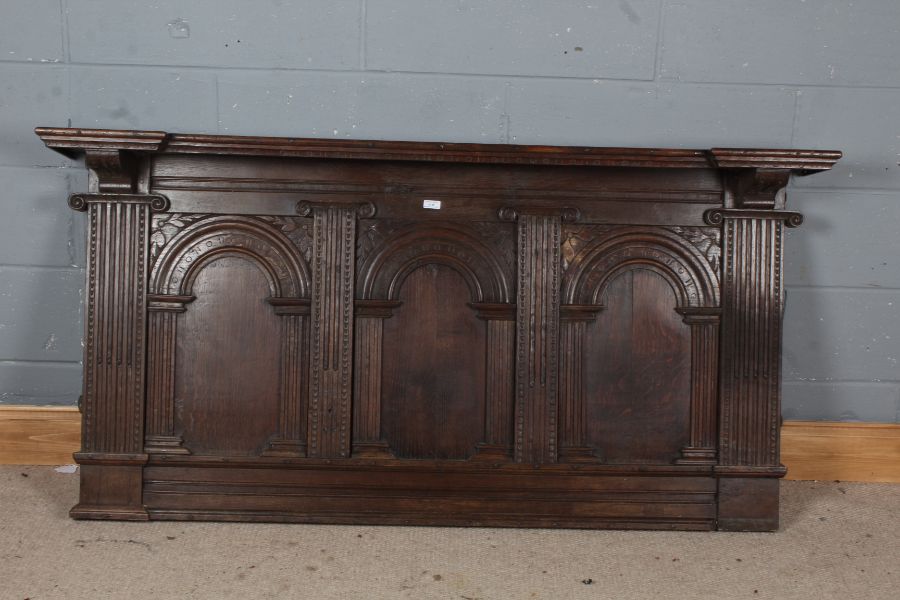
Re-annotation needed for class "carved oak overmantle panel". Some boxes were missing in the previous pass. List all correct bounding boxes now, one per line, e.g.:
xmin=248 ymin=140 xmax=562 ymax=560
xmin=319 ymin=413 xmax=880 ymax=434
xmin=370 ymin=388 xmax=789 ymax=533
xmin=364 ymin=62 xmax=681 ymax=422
xmin=37 ymin=127 xmax=840 ymax=531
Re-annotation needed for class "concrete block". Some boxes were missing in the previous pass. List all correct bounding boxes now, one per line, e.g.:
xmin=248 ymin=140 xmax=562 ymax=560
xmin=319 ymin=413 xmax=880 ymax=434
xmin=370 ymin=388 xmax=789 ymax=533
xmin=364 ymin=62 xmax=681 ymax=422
xmin=353 ymin=74 xmax=506 ymax=143
xmin=0 ymin=167 xmax=85 ymax=268
xmin=785 ymin=190 xmax=900 ymax=289
xmin=783 ymin=288 xmax=900 ymax=383
xmin=217 ymin=71 xmax=365 ymax=137
xmin=782 ymin=382 xmax=899 ymax=423
xmin=367 ymin=0 xmax=660 ymax=80
xmin=217 ymin=71 xmax=507 ymax=142
xmin=661 ymin=0 xmax=900 ymax=87
xmin=68 ymin=0 xmax=360 ymax=70
xmin=506 ymin=80 xmax=795 ymax=147
xmin=792 ymin=87 xmax=900 ymax=190
xmin=0 ymin=64 xmax=68 ymax=168
xmin=0 ymin=0 xmax=64 ymax=63
xmin=0 ymin=267 xmax=83 ymax=362
xmin=70 ymin=66 xmax=218 ymax=133
xmin=0 ymin=362 xmax=81 ymax=405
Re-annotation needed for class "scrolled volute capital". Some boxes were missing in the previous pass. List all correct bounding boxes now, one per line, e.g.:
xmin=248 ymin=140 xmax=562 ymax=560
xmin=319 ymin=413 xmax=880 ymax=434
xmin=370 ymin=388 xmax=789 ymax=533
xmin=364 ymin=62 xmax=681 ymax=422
xmin=68 ymin=194 xmax=89 ymax=212
xmin=67 ymin=193 xmax=170 ymax=213
xmin=295 ymin=200 xmax=376 ymax=218
xmin=497 ymin=206 xmax=519 ymax=222
xmin=785 ymin=212 xmax=804 ymax=228
xmin=704 ymin=208 xmax=803 ymax=228
xmin=496 ymin=206 xmax=580 ymax=222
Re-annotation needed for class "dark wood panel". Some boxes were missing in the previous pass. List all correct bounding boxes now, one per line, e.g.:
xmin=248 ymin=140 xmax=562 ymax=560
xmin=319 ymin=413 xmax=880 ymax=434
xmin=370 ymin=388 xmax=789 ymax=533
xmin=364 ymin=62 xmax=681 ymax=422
xmin=142 ymin=464 xmax=716 ymax=529
xmin=584 ymin=270 xmax=691 ymax=463
xmin=37 ymin=127 xmax=838 ymax=531
xmin=175 ymin=256 xmax=280 ymax=456
xmin=381 ymin=265 xmax=486 ymax=459
xmin=149 ymin=156 xmax=724 ymax=221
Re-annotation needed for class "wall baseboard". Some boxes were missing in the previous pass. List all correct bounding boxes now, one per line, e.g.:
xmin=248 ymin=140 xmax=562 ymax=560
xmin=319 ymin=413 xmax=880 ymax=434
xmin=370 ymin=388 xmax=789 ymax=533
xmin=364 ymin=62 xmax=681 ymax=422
xmin=0 ymin=406 xmax=81 ymax=466
xmin=1 ymin=406 xmax=898 ymax=483
xmin=781 ymin=420 xmax=900 ymax=483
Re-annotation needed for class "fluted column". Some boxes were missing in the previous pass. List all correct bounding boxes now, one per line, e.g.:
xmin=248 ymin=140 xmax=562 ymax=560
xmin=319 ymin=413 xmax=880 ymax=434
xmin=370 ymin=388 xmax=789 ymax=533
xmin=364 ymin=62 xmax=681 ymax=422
xmin=264 ymin=299 xmax=311 ymax=457
xmin=500 ymin=206 xmax=579 ymax=465
xmin=144 ymin=294 xmax=194 ymax=454
xmin=352 ymin=300 xmax=401 ymax=458
xmin=470 ymin=303 xmax=516 ymax=460
xmin=68 ymin=192 xmax=169 ymax=520
xmin=300 ymin=201 xmax=374 ymax=458
xmin=558 ymin=305 xmax=604 ymax=462
xmin=675 ymin=307 xmax=720 ymax=465
xmin=708 ymin=209 xmax=800 ymax=470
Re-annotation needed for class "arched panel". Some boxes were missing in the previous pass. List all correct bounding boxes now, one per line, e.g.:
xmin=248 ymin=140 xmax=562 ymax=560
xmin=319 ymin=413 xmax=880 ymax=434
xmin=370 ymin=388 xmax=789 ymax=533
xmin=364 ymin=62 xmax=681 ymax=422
xmin=381 ymin=264 xmax=486 ymax=459
xmin=175 ymin=255 xmax=281 ymax=456
xmin=152 ymin=216 xmax=311 ymax=298
xmin=358 ymin=224 xmax=512 ymax=302
xmin=582 ymin=268 xmax=692 ymax=463
xmin=563 ymin=228 xmax=719 ymax=308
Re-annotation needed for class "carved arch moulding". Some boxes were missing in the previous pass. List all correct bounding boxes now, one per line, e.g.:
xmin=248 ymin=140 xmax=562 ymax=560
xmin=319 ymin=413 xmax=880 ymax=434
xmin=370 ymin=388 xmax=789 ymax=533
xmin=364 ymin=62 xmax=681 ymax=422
xmin=145 ymin=215 xmax=313 ymax=457
xmin=562 ymin=226 xmax=721 ymax=309
xmin=150 ymin=215 xmax=311 ymax=299
xmin=558 ymin=225 xmax=723 ymax=467
xmin=352 ymin=220 xmax=518 ymax=460
xmin=357 ymin=222 xmax=515 ymax=304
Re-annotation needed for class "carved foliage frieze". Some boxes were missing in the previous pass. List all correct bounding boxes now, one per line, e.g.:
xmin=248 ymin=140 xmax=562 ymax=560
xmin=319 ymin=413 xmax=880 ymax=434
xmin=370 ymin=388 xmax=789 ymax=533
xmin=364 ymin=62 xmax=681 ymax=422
xmin=667 ymin=226 xmax=721 ymax=278
xmin=150 ymin=213 xmax=207 ymax=267
xmin=561 ymin=224 xmax=616 ymax=272
xmin=257 ymin=215 xmax=314 ymax=264
xmin=357 ymin=219 xmax=416 ymax=265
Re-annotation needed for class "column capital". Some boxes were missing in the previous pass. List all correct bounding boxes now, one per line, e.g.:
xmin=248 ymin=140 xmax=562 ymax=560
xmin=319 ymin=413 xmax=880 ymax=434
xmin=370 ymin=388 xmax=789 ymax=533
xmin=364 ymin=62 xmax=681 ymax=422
xmin=296 ymin=200 xmax=376 ymax=218
xmin=497 ymin=205 xmax=580 ymax=223
xmin=69 ymin=193 xmax=170 ymax=213
xmin=704 ymin=208 xmax=803 ymax=228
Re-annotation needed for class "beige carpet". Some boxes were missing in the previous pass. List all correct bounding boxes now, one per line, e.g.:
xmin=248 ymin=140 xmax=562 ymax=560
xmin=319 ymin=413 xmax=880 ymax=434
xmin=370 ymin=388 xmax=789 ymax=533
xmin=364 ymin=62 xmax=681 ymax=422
xmin=1 ymin=467 xmax=898 ymax=600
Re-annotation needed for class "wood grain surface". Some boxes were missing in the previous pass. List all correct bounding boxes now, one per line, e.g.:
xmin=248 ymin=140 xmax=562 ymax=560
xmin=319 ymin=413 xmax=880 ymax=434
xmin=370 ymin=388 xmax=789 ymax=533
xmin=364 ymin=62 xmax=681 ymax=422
xmin=3 ymin=407 xmax=897 ymax=483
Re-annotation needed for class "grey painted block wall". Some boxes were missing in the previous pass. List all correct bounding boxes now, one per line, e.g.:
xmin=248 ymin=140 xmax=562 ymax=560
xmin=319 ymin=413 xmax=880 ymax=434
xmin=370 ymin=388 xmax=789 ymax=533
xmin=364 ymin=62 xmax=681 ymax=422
xmin=0 ymin=0 xmax=897 ymax=422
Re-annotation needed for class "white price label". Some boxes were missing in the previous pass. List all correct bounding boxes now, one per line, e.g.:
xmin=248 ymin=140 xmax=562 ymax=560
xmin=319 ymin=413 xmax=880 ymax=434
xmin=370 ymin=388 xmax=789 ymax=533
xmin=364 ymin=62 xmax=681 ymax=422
xmin=422 ymin=199 xmax=442 ymax=210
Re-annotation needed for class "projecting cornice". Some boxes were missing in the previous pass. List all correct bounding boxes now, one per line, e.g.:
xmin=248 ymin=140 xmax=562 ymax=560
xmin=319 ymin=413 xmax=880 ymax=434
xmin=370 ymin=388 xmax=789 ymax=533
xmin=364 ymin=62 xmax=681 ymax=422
xmin=36 ymin=127 xmax=840 ymax=173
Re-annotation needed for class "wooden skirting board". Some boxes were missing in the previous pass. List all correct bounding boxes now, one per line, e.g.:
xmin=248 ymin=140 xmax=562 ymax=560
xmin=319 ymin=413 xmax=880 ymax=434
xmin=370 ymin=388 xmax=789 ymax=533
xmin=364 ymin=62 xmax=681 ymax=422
xmin=780 ymin=421 xmax=900 ymax=483
xmin=0 ymin=405 xmax=898 ymax=483
xmin=0 ymin=406 xmax=81 ymax=466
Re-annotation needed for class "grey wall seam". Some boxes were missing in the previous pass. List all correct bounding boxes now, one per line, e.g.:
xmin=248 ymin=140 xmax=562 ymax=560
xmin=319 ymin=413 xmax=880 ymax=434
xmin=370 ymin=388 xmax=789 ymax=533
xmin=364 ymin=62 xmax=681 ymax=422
xmin=502 ymin=81 xmax=511 ymax=144
xmin=58 ymin=0 xmax=69 ymax=63
xmin=214 ymin=73 xmax=221 ymax=134
xmin=0 ymin=265 xmax=83 ymax=273
xmin=0 ymin=360 xmax=82 ymax=366
xmin=1 ymin=58 xmax=899 ymax=93
xmin=652 ymin=0 xmax=667 ymax=81
xmin=789 ymin=90 xmax=801 ymax=147
xmin=359 ymin=0 xmax=367 ymax=71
